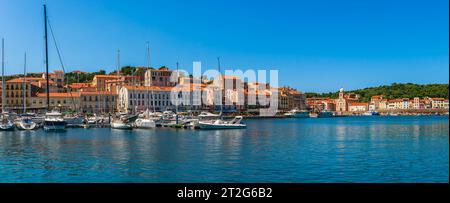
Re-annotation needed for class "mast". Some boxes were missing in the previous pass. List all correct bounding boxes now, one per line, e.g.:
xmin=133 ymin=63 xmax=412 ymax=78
xmin=1 ymin=38 xmax=4 ymax=114
xmin=23 ymin=52 xmax=27 ymax=113
xmin=217 ymin=57 xmax=223 ymax=116
xmin=44 ymin=4 xmax=50 ymax=111
xmin=175 ymin=62 xmax=179 ymax=124
xmin=146 ymin=41 xmax=154 ymax=113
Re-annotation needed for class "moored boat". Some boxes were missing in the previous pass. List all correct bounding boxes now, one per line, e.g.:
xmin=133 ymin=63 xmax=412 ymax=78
xmin=198 ymin=116 xmax=246 ymax=130
xmin=43 ymin=110 xmax=66 ymax=131
xmin=284 ymin=109 xmax=310 ymax=118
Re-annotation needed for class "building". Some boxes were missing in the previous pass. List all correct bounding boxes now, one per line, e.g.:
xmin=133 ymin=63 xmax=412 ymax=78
xmin=431 ymin=98 xmax=447 ymax=109
xmin=348 ymin=102 xmax=368 ymax=112
xmin=31 ymin=92 xmax=81 ymax=112
xmin=369 ymin=95 xmax=385 ymax=111
xmin=3 ymin=77 xmax=40 ymax=112
xmin=118 ymin=85 xmax=177 ymax=113
xmin=92 ymin=75 xmax=120 ymax=91
xmin=42 ymin=70 xmax=65 ymax=90
xmin=306 ymin=97 xmax=336 ymax=112
xmin=335 ymin=88 xmax=347 ymax=112
xmin=278 ymin=87 xmax=307 ymax=111
xmin=144 ymin=67 xmax=180 ymax=87
xmin=80 ymin=91 xmax=118 ymax=114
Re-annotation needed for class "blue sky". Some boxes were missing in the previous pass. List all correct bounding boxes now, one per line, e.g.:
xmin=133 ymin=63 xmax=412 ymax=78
xmin=0 ymin=0 xmax=448 ymax=92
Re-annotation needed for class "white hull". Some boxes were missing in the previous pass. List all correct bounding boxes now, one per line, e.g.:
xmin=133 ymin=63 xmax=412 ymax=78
xmin=134 ymin=119 xmax=156 ymax=129
xmin=111 ymin=122 xmax=132 ymax=130
xmin=0 ymin=123 xmax=15 ymax=131
xmin=16 ymin=121 xmax=38 ymax=130
xmin=198 ymin=122 xmax=246 ymax=129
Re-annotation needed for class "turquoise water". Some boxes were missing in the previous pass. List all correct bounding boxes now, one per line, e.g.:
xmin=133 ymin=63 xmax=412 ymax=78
xmin=0 ymin=116 xmax=448 ymax=183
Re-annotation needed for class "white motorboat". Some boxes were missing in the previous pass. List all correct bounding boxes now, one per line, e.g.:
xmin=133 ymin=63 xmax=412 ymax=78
xmin=134 ymin=118 xmax=156 ymax=129
xmin=111 ymin=119 xmax=132 ymax=130
xmin=0 ymin=116 xmax=15 ymax=131
xmin=15 ymin=116 xmax=38 ymax=130
xmin=43 ymin=110 xmax=66 ymax=131
xmin=198 ymin=111 xmax=221 ymax=120
xmin=198 ymin=116 xmax=247 ymax=129
xmin=284 ymin=109 xmax=310 ymax=118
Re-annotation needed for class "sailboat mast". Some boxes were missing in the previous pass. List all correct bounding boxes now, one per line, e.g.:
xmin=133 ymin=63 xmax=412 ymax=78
xmin=1 ymin=38 xmax=4 ymax=114
xmin=146 ymin=43 xmax=156 ymax=113
xmin=23 ymin=52 xmax=27 ymax=113
xmin=44 ymin=4 xmax=50 ymax=111
xmin=217 ymin=57 xmax=223 ymax=115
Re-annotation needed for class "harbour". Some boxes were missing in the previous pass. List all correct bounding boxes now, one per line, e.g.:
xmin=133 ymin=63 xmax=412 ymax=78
xmin=0 ymin=115 xmax=448 ymax=183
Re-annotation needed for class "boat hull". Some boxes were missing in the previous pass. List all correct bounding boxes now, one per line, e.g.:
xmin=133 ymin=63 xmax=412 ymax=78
xmin=16 ymin=122 xmax=38 ymax=130
xmin=0 ymin=124 xmax=15 ymax=131
xmin=43 ymin=121 xmax=66 ymax=131
xmin=198 ymin=122 xmax=247 ymax=130
xmin=111 ymin=122 xmax=132 ymax=130
xmin=134 ymin=119 xmax=156 ymax=129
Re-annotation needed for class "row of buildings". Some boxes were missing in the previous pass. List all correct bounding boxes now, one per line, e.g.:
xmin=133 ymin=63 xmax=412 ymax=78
xmin=1 ymin=67 xmax=307 ymax=114
xmin=307 ymin=88 xmax=449 ymax=113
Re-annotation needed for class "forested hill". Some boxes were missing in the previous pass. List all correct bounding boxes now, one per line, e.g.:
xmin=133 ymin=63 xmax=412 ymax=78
xmin=305 ymin=83 xmax=449 ymax=102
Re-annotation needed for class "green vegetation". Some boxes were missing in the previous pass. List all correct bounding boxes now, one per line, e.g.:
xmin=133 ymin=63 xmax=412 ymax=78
xmin=64 ymin=70 xmax=106 ymax=84
xmin=305 ymin=83 xmax=449 ymax=102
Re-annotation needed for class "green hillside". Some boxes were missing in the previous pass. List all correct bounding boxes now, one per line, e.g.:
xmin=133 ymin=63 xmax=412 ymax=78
xmin=305 ymin=83 xmax=449 ymax=102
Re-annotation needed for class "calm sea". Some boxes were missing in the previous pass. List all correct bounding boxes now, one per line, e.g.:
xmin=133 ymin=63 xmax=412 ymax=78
xmin=0 ymin=116 xmax=448 ymax=183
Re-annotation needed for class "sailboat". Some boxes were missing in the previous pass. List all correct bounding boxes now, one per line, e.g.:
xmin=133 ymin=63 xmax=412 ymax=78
xmin=42 ymin=4 xmax=66 ymax=131
xmin=0 ymin=38 xmax=15 ymax=131
xmin=16 ymin=53 xmax=38 ymax=130
xmin=197 ymin=57 xmax=247 ymax=130
xmin=134 ymin=43 xmax=156 ymax=129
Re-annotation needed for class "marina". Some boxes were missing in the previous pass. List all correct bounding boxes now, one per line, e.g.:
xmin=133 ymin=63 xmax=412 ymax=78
xmin=0 ymin=115 xmax=447 ymax=183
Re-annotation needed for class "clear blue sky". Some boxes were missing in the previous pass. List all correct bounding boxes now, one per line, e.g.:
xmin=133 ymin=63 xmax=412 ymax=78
xmin=1 ymin=0 xmax=448 ymax=92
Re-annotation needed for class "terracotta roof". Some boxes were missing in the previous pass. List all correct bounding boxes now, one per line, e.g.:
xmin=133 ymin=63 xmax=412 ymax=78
xmin=36 ymin=92 xmax=81 ymax=97
xmin=348 ymin=102 xmax=368 ymax=106
xmin=93 ymin=75 xmax=120 ymax=79
xmin=80 ymin=91 xmax=117 ymax=96
xmin=6 ymin=77 xmax=43 ymax=83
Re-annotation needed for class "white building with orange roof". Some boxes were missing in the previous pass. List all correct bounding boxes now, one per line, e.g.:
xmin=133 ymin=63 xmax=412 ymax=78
xmin=348 ymin=102 xmax=369 ymax=112
xmin=431 ymin=98 xmax=447 ymax=109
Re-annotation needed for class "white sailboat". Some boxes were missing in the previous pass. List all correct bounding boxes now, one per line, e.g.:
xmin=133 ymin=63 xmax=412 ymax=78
xmin=197 ymin=58 xmax=247 ymax=130
xmin=16 ymin=52 xmax=38 ymax=130
xmin=0 ymin=38 xmax=15 ymax=131
xmin=42 ymin=5 xmax=66 ymax=131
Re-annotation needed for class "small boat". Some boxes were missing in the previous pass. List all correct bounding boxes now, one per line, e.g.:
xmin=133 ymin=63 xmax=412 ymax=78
xmin=362 ymin=111 xmax=380 ymax=116
xmin=43 ymin=110 xmax=66 ymax=131
xmin=15 ymin=115 xmax=38 ymax=130
xmin=318 ymin=111 xmax=334 ymax=118
xmin=111 ymin=119 xmax=132 ymax=130
xmin=110 ymin=113 xmax=134 ymax=130
xmin=64 ymin=115 xmax=84 ymax=127
xmin=198 ymin=111 xmax=220 ymax=120
xmin=0 ymin=115 xmax=15 ymax=131
xmin=134 ymin=118 xmax=156 ymax=129
xmin=284 ymin=109 xmax=310 ymax=118
xmin=198 ymin=116 xmax=247 ymax=129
